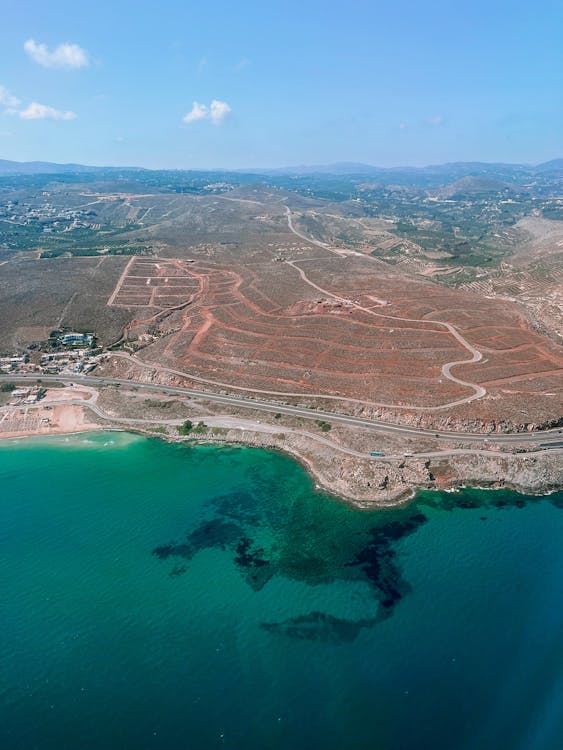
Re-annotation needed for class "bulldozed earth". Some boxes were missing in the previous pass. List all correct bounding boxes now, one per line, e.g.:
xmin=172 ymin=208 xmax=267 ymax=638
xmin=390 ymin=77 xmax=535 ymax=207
xmin=1 ymin=177 xmax=562 ymax=504
xmin=2 ymin=186 xmax=561 ymax=432
xmin=99 ymin=199 xmax=562 ymax=433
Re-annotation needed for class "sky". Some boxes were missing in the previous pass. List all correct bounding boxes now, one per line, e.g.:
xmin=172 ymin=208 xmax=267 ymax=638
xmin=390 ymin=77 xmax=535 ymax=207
xmin=0 ymin=0 xmax=561 ymax=169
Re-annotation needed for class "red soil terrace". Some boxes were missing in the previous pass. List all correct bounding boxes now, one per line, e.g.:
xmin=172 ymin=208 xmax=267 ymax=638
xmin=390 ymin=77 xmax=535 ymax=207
xmin=108 ymin=255 xmax=563 ymax=412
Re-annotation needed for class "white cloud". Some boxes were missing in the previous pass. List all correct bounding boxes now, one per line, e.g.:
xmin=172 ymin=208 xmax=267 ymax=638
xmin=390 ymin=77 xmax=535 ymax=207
xmin=24 ymin=38 xmax=89 ymax=69
xmin=183 ymin=101 xmax=209 ymax=123
xmin=18 ymin=102 xmax=77 ymax=121
xmin=1 ymin=83 xmax=76 ymax=121
xmin=0 ymin=85 xmax=21 ymax=109
xmin=183 ymin=99 xmax=231 ymax=125
xmin=209 ymin=99 xmax=231 ymax=124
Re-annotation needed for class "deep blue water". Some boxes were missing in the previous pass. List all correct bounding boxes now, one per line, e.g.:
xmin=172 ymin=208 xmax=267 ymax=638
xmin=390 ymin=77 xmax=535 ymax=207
xmin=1 ymin=432 xmax=562 ymax=749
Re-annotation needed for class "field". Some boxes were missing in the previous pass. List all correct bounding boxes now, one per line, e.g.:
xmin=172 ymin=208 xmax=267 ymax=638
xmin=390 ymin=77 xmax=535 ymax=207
xmin=0 ymin=255 xmax=132 ymax=349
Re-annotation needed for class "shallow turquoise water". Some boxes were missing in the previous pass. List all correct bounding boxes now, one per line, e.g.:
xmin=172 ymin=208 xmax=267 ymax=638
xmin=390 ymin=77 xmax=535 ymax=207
xmin=1 ymin=432 xmax=562 ymax=749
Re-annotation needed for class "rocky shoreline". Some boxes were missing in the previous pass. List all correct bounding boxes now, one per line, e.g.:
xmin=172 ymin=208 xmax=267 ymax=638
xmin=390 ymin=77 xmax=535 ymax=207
xmin=126 ymin=423 xmax=562 ymax=509
xmin=1 ymin=386 xmax=560 ymax=509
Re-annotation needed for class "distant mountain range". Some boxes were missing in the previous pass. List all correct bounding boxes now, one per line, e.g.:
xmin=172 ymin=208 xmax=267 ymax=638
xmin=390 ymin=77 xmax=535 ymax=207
xmin=0 ymin=159 xmax=144 ymax=175
xmin=255 ymin=159 xmax=563 ymax=176
xmin=0 ymin=157 xmax=561 ymax=187
xmin=251 ymin=160 xmax=563 ymax=188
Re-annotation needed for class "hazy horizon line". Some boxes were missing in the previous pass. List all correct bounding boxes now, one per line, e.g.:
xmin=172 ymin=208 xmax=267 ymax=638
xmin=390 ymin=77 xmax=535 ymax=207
xmin=1 ymin=155 xmax=562 ymax=173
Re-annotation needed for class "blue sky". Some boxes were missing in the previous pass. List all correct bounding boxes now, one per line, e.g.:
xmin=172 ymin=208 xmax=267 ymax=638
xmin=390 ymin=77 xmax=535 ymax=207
xmin=0 ymin=0 xmax=561 ymax=168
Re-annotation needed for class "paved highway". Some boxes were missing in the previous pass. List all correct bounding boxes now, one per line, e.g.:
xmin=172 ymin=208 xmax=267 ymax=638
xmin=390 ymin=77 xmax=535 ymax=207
xmin=2 ymin=373 xmax=561 ymax=447
xmin=5 ymin=397 xmax=562 ymax=461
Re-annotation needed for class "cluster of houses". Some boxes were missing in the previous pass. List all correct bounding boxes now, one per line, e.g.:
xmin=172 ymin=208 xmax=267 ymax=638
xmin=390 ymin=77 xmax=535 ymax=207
xmin=1 ymin=332 xmax=99 ymax=377
xmin=1 ymin=199 xmax=99 ymax=234
xmin=40 ymin=349 xmax=98 ymax=375
xmin=8 ymin=386 xmax=45 ymax=406
xmin=0 ymin=354 xmax=29 ymax=373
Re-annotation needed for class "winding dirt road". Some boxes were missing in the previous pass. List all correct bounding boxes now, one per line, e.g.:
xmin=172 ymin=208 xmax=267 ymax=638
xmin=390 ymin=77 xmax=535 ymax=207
xmin=283 ymin=206 xmax=486 ymax=410
xmin=286 ymin=258 xmax=486 ymax=410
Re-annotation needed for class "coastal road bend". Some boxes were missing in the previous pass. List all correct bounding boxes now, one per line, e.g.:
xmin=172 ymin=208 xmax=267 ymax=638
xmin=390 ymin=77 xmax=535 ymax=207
xmin=2 ymin=374 xmax=561 ymax=448
xmin=3 ymin=398 xmax=562 ymax=462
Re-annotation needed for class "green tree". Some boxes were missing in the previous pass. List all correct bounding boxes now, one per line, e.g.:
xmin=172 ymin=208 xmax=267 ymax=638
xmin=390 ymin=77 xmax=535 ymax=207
xmin=177 ymin=419 xmax=193 ymax=435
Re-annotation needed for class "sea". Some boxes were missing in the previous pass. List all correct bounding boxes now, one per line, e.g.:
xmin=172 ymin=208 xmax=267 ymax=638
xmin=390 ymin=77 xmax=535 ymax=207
xmin=1 ymin=432 xmax=562 ymax=750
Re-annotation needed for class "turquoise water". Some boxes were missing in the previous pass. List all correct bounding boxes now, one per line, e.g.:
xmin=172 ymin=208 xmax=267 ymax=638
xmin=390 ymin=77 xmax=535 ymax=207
xmin=1 ymin=432 xmax=562 ymax=749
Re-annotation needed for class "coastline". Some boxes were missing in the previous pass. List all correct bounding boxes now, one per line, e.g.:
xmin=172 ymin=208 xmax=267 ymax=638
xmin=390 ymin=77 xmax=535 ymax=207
xmin=2 ymin=417 xmax=561 ymax=510
xmin=0 ymin=402 xmax=102 ymax=442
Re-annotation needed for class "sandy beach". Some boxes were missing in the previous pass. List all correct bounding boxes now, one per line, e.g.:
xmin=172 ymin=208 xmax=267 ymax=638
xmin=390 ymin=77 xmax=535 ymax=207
xmin=0 ymin=402 xmax=101 ymax=441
